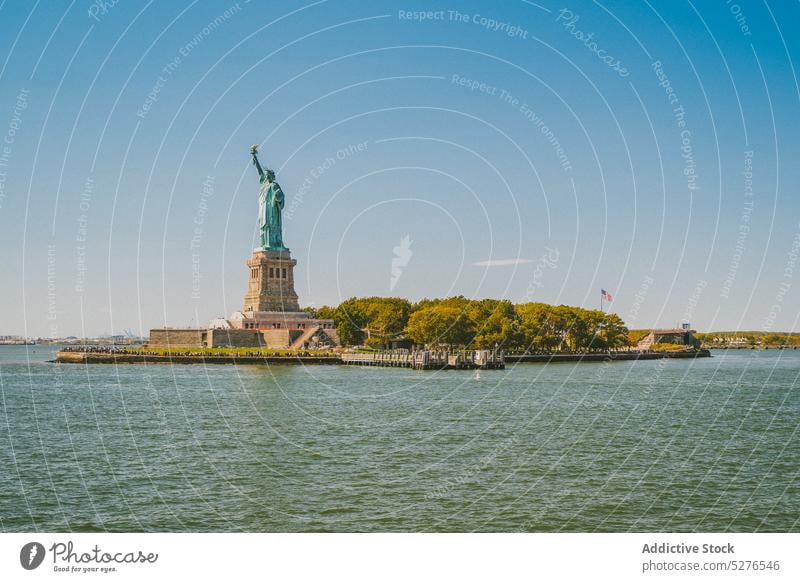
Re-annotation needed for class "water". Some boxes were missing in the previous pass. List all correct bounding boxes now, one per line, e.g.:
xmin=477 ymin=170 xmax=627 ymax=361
xmin=1 ymin=345 xmax=797 ymax=532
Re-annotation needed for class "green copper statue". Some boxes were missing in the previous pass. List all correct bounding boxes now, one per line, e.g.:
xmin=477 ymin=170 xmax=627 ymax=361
xmin=251 ymin=144 xmax=288 ymax=251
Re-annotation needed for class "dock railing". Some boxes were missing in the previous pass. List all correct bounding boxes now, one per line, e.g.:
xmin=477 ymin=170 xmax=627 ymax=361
xmin=340 ymin=350 xmax=504 ymax=370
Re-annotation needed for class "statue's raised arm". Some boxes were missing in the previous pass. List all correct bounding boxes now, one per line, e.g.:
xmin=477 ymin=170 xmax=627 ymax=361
xmin=251 ymin=144 xmax=265 ymax=179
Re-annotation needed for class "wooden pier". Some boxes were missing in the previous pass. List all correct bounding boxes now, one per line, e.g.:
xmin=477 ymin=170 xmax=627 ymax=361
xmin=340 ymin=350 xmax=505 ymax=370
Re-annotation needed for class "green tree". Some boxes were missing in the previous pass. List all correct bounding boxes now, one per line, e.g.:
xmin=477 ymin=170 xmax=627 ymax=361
xmin=331 ymin=295 xmax=631 ymax=351
xmin=362 ymin=297 xmax=411 ymax=346
xmin=334 ymin=298 xmax=366 ymax=346
xmin=405 ymin=305 xmax=474 ymax=347
xmin=303 ymin=305 xmax=336 ymax=320
xmin=471 ymin=300 xmax=523 ymax=349
xmin=516 ymin=302 xmax=558 ymax=352
xmin=315 ymin=305 xmax=337 ymax=320
xmin=335 ymin=317 xmax=364 ymax=346
xmin=600 ymin=313 xmax=629 ymax=348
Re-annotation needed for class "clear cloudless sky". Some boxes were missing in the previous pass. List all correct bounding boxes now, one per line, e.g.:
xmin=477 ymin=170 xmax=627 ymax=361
xmin=0 ymin=0 xmax=798 ymax=337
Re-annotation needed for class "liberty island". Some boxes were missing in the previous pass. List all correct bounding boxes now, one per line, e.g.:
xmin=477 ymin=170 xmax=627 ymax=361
xmin=55 ymin=144 xmax=709 ymax=366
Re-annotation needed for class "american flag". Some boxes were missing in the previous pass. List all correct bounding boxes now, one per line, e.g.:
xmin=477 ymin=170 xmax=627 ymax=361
xmin=601 ymin=289 xmax=614 ymax=302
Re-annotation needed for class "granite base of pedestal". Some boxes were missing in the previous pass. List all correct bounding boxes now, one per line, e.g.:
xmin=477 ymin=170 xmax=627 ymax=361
xmin=242 ymin=249 xmax=300 ymax=313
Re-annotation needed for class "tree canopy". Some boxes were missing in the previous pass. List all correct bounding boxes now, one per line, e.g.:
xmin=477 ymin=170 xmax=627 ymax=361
xmin=316 ymin=296 xmax=631 ymax=351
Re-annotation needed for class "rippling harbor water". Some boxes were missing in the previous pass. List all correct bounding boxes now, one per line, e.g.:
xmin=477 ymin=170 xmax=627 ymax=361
xmin=0 ymin=345 xmax=797 ymax=532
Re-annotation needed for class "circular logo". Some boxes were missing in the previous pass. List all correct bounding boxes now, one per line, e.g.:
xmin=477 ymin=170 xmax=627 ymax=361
xmin=19 ymin=542 xmax=45 ymax=570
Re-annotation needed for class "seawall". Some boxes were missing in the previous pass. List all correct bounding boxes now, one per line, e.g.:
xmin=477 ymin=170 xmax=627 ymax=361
xmin=56 ymin=351 xmax=340 ymax=365
xmin=56 ymin=349 xmax=711 ymax=365
xmin=505 ymin=349 xmax=711 ymax=364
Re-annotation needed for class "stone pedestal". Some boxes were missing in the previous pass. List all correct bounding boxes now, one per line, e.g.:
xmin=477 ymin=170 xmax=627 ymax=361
xmin=243 ymin=249 xmax=300 ymax=313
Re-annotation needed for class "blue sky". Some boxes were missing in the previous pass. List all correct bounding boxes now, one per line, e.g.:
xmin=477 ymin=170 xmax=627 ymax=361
xmin=1 ymin=0 xmax=798 ymax=337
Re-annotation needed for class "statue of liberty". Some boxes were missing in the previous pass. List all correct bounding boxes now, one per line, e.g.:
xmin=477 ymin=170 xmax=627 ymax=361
xmin=251 ymin=144 xmax=288 ymax=251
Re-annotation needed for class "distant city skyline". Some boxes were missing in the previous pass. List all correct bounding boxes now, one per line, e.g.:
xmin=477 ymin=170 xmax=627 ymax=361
xmin=1 ymin=0 xmax=799 ymax=337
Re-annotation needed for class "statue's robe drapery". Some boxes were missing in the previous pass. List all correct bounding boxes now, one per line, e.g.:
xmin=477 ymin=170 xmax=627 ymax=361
xmin=258 ymin=175 xmax=286 ymax=250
